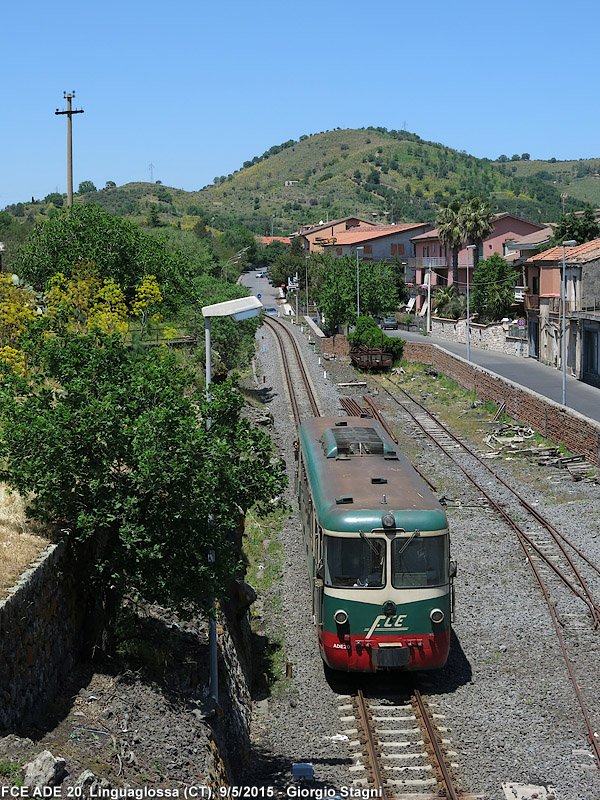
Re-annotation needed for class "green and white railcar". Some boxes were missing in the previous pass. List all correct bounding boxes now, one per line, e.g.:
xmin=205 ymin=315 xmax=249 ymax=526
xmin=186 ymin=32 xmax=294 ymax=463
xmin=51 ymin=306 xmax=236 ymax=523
xmin=298 ymin=417 xmax=455 ymax=671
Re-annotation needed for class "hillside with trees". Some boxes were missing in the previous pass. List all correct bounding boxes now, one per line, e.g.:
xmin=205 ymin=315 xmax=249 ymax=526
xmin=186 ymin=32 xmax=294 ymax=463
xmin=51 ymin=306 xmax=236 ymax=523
xmin=3 ymin=128 xmax=600 ymax=247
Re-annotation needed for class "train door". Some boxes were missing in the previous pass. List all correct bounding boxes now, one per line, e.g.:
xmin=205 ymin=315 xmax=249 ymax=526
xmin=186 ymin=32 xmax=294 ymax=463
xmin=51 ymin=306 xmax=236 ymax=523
xmin=314 ymin=523 xmax=324 ymax=627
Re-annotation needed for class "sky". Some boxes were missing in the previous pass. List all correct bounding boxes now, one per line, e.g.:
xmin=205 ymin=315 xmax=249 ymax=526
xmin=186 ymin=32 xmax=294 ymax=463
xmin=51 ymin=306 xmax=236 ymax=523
xmin=2 ymin=0 xmax=598 ymax=208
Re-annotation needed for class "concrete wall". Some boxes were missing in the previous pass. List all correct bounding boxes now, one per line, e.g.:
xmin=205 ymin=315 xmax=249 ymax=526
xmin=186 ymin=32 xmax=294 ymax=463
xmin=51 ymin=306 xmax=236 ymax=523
xmin=403 ymin=341 xmax=600 ymax=464
xmin=0 ymin=538 xmax=91 ymax=731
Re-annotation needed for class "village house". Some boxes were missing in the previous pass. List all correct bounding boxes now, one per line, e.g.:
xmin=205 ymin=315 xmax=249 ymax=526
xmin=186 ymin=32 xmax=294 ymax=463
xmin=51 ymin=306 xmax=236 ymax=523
xmin=321 ymin=222 xmax=433 ymax=282
xmin=524 ymin=238 xmax=600 ymax=387
xmin=297 ymin=216 xmax=377 ymax=253
xmin=411 ymin=213 xmax=547 ymax=308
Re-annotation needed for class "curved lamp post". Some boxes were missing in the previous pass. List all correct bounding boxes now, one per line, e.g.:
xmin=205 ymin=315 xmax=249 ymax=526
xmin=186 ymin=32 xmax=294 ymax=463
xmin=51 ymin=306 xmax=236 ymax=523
xmin=221 ymin=246 xmax=250 ymax=283
xmin=201 ymin=295 xmax=263 ymax=704
xmin=562 ymin=240 xmax=577 ymax=405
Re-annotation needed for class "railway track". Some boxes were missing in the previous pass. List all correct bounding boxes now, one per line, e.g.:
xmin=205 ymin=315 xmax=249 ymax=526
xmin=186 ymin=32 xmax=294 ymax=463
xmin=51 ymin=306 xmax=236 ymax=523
xmin=364 ymin=378 xmax=600 ymax=769
xmin=264 ymin=325 xmax=471 ymax=795
xmin=262 ymin=316 xmax=320 ymax=424
xmin=339 ymin=688 xmax=468 ymax=800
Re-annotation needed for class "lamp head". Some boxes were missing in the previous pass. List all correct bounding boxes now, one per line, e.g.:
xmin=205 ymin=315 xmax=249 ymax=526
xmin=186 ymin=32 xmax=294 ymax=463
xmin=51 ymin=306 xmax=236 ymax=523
xmin=562 ymin=240 xmax=577 ymax=247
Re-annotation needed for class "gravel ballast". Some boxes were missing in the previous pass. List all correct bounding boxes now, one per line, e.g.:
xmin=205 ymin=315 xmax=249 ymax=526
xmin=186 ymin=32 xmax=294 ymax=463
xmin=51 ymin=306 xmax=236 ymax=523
xmin=247 ymin=314 xmax=600 ymax=800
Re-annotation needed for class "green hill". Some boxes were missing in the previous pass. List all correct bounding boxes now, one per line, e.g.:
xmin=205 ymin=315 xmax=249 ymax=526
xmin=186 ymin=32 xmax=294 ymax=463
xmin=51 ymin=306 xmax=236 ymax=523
xmin=4 ymin=127 xmax=600 ymax=238
xmin=510 ymin=157 xmax=600 ymax=207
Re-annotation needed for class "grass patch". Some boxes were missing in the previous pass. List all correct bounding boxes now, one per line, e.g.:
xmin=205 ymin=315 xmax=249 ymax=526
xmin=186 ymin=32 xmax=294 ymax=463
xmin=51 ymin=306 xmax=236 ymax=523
xmin=0 ymin=759 xmax=24 ymax=786
xmin=243 ymin=506 xmax=292 ymax=692
xmin=243 ymin=508 xmax=287 ymax=592
xmin=0 ymin=485 xmax=55 ymax=598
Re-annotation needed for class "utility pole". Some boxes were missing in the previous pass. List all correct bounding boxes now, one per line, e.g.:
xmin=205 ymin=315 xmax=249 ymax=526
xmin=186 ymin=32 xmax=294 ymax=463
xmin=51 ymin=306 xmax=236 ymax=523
xmin=55 ymin=91 xmax=84 ymax=207
xmin=149 ymin=163 xmax=154 ymax=183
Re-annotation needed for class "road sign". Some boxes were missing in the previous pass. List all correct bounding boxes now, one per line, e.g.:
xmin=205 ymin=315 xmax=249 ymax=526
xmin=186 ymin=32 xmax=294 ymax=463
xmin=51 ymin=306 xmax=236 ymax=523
xmin=257 ymin=294 xmax=261 ymax=299
xmin=517 ymin=317 xmax=526 ymax=328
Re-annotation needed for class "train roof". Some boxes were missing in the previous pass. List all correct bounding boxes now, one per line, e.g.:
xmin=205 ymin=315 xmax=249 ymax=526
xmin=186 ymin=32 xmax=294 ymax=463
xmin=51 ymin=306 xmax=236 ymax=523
xmin=299 ymin=416 xmax=448 ymax=534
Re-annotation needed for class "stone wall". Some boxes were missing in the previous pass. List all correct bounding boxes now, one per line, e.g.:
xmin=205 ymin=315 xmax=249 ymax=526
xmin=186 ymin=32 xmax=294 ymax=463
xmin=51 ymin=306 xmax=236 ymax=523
xmin=431 ymin=317 xmax=529 ymax=357
xmin=404 ymin=341 xmax=600 ymax=464
xmin=0 ymin=537 xmax=91 ymax=731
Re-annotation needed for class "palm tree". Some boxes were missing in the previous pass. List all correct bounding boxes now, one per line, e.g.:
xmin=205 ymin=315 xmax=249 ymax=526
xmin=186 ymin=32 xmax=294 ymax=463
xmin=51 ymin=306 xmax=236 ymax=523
xmin=458 ymin=196 xmax=494 ymax=272
xmin=436 ymin=200 xmax=464 ymax=290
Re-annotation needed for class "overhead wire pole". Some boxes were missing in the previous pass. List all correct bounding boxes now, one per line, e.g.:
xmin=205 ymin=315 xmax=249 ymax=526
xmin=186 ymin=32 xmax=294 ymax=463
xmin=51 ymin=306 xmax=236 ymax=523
xmin=55 ymin=91 xmax=84 ymax=207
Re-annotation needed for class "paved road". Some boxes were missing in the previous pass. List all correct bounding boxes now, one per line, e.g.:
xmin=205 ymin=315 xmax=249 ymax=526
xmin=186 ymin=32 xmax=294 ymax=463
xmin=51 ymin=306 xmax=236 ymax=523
xmin=391 ymin=329 xmax=600 ymax=425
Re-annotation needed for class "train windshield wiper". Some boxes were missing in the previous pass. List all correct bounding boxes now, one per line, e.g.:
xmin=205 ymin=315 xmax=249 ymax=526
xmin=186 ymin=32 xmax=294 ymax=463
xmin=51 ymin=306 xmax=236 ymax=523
xmin=359 ymin=529 xmax=381 ymax=560
xmin=396 ymin=528 xmax=419 ymax=558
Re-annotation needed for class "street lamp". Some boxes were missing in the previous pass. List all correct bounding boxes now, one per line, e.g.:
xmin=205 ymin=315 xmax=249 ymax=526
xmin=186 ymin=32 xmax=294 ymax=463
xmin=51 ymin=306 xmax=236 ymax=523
xmin=425 ymin=268 xmax=432 ymax=333
xmin=466 ymin=245 xmax=477 ymax=361
xmin=355 ymin=246 xmax=364 ymax=320
xmin=221 ymin=246 xmax=250 ymax=283
xmin=201 ymin=295 xmax=263 ymax=705
xmin=562 ymin=239 xmax=577 ymax=406
xmin=305 ymin=254 xmax=309 ymax=316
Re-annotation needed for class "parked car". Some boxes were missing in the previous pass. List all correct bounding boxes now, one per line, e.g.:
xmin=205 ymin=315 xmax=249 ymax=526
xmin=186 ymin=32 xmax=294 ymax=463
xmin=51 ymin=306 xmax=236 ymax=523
xmin=264 ymin=307 xmax=279 ymax=317
xmin=255 ymin=271 xmax=266 ymax=278
xmin=381 ymin=316 xmax=399 ymax=330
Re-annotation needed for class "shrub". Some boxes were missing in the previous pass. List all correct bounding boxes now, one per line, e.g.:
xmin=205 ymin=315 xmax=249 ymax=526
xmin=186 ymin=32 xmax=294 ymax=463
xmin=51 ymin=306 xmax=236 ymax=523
xmin=348 ymin=317 xmax=405 ymax=362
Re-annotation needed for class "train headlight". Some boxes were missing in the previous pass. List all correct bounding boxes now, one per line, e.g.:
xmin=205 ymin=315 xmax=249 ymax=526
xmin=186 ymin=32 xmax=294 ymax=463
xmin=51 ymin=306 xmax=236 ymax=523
xmin=383 ymin=600 xmax=396 ymax=617
xmin=382 ymin=513 xmax=395 ymax=528
xmin=334 ymin=609 xmax=349 ymax=625
xmin=430 ymin=608 xmax=444 ymax=624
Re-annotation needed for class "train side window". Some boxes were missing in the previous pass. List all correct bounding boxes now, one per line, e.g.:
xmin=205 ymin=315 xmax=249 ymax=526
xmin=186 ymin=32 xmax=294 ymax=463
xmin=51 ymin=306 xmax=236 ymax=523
xmin=324 ymin=535 xmax=385 ymax=588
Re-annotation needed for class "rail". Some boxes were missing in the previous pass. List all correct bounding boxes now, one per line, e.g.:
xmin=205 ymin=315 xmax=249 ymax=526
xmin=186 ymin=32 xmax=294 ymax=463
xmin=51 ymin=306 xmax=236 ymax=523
xmin=376 ymin=378 xmax=600 ymax=768
xmin=262 ymin=316 xmax=320 ymax=426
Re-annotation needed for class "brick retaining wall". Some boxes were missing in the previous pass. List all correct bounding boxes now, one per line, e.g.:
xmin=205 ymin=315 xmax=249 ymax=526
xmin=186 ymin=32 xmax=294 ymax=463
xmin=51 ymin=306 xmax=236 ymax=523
xmin=403 ymin=342 xmax=600 ymax=464
xmin=322 ymin=334 xmax=350 ymax=358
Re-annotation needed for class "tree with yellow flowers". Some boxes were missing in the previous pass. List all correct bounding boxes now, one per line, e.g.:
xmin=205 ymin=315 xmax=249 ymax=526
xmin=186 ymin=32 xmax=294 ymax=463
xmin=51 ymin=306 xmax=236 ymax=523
xmin=131 ymin=275 xmax=163 ymax=340
xmin=0 ymin=273 xmax=37 ymax=348
xmin=46 ymin=263 xmax=141 ymax=340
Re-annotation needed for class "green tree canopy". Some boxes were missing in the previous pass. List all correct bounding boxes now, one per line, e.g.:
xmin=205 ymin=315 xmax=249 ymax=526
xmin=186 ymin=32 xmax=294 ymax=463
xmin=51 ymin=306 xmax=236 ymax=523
xmin=78 ymin=180 xmax=97 ymax=194
xmin=551 ymin=207 xmax=600 ymax=246
xmin=15 ymin=204 xmax=194 ymax=310
xmin=44 ymin=192 xmax=64 ymax=208
xmin=313 ymin=253 xmax=401 ymax=330
xmin=470 ymin=253 xmax=519 ymax=323
xmin=0 ymin=332 xmax=285 ymax=646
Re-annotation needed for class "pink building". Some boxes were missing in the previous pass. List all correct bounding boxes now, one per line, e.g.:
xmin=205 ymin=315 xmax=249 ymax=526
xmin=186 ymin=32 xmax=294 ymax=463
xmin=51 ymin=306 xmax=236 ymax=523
xmin=412 ymin=213 xmax=547 ymax=297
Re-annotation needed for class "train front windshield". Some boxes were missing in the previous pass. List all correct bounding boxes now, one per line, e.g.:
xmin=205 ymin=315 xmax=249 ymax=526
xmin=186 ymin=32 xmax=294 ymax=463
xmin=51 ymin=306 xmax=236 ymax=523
xmin=324 ymin=536 xmax=385 ymax=588
xmin=392 ymin=535 xmax=447 ymax=588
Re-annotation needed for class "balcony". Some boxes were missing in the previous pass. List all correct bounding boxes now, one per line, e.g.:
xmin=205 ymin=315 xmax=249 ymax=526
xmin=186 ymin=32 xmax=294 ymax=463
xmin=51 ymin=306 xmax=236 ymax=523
xmin=414 ymin=257 xmax=448 ymax=269
xmin=524 ymin=294 xmax=539 ymax=310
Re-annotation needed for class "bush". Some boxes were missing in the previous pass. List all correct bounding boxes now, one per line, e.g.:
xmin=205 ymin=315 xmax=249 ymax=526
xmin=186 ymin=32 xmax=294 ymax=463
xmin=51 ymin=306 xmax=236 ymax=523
xmin=348 ymin=317 xmax=405 ymax=362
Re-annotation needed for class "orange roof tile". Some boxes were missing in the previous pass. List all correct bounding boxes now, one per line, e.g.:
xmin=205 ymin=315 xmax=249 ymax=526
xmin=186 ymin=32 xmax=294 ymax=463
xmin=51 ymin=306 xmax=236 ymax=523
xmin=326 ymin=223 xmax=430 ymax=246
xmin=526 ymin=237 xmax=600 ymax=263
xmin=261 ymin=236 xmax=291 ymax=245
